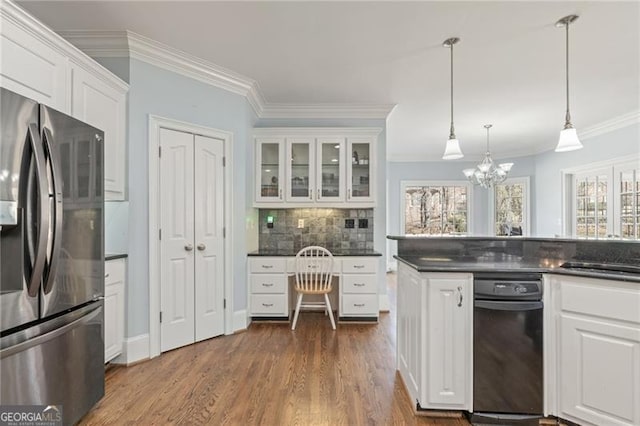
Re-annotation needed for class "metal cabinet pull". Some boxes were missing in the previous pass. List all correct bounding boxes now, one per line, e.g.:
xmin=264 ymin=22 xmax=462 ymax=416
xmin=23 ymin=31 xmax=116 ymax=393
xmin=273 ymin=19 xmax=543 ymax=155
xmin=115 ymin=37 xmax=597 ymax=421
xmin=354 ymin=303 xmax=365 ymax=307
xmin=457 ymin=286 xmax=463 ymax=307
xmin=197 ymin=243 xmax=206 ymax=251
xmin=185 ymin=244 xmax=194 ymax=251
xmin=279 ymin=189 xmax=283 ymax=200
xmin=105 ymin=273 xmax=110 ymax=278
xmin=262 ymin=283 xmax=274 ymax=287
xmin=354 ymin=283 xmax=365 ymax=287
xmin=261 ymin=265 xmax=273 ymax=269
xmin=262 ymin=303 xmax=274 ymax=307
xmin=309 ymin=189 xmax=312 ymax=200
xmin=348 ymin=188 xmax=351 ymax=199
xmin=317 ymin=188 xmax=320 ymax=200
xmin=353 ymin=265 xmax=365 ymax=269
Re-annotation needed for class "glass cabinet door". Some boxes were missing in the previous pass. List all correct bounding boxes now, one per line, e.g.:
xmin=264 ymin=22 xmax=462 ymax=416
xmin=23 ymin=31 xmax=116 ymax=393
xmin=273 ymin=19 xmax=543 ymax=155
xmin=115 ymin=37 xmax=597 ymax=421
xmin=316 ymin=138 xmax=345 ymax=202
xmin=347 ymin=137 xmax=374 ymax=202
xmin=256 ymin=138 xmax=285 ymax=202
xmin=286 ymin=138 xmax=314 ymax=202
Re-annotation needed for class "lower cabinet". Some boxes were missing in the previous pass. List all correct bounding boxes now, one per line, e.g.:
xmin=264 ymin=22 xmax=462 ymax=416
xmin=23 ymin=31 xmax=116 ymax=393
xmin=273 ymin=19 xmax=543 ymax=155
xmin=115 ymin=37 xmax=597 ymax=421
xmin=248 ymin=255 xmax=380 ymax=321
xmin=104 ymin=258 xmax=126 ymax=363
xmin=396 ymin=263 xmax=472 ymax=410
xmin=549 ymin=274 xmax=640 ymax=426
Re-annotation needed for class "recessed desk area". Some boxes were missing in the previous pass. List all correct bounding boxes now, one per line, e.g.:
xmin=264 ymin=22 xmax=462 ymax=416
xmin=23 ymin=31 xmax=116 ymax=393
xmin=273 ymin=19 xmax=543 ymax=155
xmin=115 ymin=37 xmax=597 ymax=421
xmin=247 ymin=250 xmax=382 ymax=322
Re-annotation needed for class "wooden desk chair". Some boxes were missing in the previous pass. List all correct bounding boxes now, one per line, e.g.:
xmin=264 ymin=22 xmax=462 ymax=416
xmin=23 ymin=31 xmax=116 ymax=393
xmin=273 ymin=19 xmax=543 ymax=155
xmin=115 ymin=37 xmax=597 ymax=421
xmin=291 ymin=246 xmax=336 ymax=330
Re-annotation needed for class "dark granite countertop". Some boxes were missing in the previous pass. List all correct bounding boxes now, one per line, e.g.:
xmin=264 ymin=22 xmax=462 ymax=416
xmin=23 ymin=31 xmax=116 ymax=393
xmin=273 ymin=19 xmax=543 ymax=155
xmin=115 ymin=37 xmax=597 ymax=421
xmin=387 ymin=235 xmax=640 ymax=244
xmin=105 ymin=253 xmax=128 ymax=261
xmin=395 ymin=255 xmax=640 ymax=283
xmin=248 ymin=249 xmax=382 ymax=257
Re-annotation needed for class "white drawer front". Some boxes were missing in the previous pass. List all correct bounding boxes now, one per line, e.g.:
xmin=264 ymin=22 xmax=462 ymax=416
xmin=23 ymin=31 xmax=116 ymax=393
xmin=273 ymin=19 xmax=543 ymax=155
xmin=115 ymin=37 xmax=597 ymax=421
xmin=342 ymin=258 xmax=378 ymax=274
xmin=341 ymin=294 xmax=378 ymax=315
xmin=250 ymin=274 xmax=287 ymax=294
xmin=249 ymin=257 xmax=286 ymax=273
xmin=286 ymin=257 xmax=341 ymax=274
xmin=250 ymin=294 xmax=288 ymax=316
xmin=342 ymin=274 xmax=376 ymax=294
xmin=105 ymin=258 xmax=125 ymax=286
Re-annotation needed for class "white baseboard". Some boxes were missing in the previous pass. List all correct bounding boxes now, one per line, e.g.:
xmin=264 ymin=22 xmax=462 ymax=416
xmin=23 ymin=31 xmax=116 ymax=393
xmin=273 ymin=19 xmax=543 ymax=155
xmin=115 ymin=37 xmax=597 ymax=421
xmin=113 ymin=334 xmax=150 ymax=365
xmin=233 ymin=309 xmax=248 ymax=332
xmin=379 ymin=294 xmax=390 ymax=312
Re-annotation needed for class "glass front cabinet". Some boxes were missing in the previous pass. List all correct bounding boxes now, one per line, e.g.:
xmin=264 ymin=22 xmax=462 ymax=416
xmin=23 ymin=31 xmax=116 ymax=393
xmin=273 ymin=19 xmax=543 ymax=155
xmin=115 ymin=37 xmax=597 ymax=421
xmin=347 ymin=136 xmax=375 ymax=203
xmin=254 ymin=129 xmax=379 ymax=207
xmin=255 ymin=138 xmax=285 ymax=203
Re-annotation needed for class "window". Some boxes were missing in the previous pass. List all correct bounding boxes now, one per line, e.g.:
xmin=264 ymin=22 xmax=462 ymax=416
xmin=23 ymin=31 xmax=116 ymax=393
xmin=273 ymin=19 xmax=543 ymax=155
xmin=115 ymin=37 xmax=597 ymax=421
xmin=614 ymin=161 xmax=640 ymax=239
xmin=491 ymin=177 xmax=529 ymax=236
xmin=563 ymin=157 xmax=640 ymax=239
xmin=401 ymin=181 xmax=471 ymax=235
xmin=574 ymin=171 xmax=609 ymax=238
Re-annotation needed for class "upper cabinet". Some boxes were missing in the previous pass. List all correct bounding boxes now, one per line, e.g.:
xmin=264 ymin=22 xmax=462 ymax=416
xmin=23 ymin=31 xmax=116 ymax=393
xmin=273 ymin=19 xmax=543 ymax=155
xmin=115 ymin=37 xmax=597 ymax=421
xmin=0 ymin=1 xmax=129 ymax=200
xmin=254 ymin=128 xmax=380 ymax=208
xmin=70 ymin=63 xmax=127 ymax=200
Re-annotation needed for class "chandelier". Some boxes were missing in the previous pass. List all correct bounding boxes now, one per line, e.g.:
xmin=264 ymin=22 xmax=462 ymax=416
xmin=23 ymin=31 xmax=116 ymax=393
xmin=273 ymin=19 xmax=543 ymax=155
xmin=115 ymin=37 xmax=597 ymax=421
xmin=462 ymin=124 xmax=513 ymax=188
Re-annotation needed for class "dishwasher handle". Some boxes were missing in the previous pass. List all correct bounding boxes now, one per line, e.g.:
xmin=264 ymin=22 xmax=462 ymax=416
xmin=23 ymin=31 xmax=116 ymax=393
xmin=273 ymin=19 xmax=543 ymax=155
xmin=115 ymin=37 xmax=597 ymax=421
xmin=475 ymin=300 xmax=543 ymax=311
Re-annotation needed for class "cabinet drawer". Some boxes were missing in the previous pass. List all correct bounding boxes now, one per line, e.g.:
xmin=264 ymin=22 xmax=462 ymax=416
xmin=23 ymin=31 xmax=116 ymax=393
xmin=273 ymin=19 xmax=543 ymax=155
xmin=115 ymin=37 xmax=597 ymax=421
xmin=250 ymin=274 xmax=287 ymax=294
xmin=559 ymin=276 xmax=640 ymax=324
xmin=105 ymin=258 xmax=125 ymax=286
xmin=342 ymin=258 xmax=377 ymax=274
xmin=250 ymin=294 xmax=288 ymax=316
xmin=342 ymin=274 xmax=376 ymax=293
xmin=287 ymin=257 xmax=341 ymax=274
xmin=341 ymin=294 xmax=378 ymax=315
xmin=249 ymin=257 xmax=286 ymax=273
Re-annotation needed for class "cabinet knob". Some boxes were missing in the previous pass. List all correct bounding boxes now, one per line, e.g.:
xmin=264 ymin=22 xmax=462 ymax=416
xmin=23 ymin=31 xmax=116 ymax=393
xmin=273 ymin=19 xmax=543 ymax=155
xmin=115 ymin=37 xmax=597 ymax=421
xmin=185 ymin=244 xmax=194 ymax=251
xmin=457 ymin=286 xmax=463 ymax=307
xmin=197 ymin=243 xmax=206 ymax=251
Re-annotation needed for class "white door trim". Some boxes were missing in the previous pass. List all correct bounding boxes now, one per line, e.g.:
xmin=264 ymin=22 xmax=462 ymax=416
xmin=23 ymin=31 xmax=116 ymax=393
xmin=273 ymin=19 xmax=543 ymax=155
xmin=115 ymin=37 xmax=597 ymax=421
xmin=148 ymin=115 xmax=234 ymax=359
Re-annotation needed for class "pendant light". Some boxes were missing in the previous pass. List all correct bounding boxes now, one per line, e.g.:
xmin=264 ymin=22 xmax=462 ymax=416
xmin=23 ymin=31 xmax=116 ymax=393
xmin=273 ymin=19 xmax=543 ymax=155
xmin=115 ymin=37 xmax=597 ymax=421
xmin=555 ymin=15 xmax=583 ymax=152
xmin=442 ymin=37 xmax=464 ymax=160
xmin=463 ymin=124 xmax=513 ymax=188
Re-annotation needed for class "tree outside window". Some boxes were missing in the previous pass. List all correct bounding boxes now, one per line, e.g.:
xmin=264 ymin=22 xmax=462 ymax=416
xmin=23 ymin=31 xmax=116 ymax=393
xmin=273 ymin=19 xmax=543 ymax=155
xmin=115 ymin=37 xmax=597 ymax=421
xmin=402 ymin=182 xmax=470 ymax=235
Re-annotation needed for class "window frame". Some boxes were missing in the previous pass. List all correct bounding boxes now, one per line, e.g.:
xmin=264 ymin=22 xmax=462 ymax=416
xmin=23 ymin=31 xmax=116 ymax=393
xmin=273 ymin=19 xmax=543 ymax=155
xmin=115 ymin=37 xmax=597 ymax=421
xmin=488 ymin=176 xmax=530 ymax=237
xmin=400 ymin=180 xmax=474 ymax=236
xmin=561 ymin=155 xmax=639 ymax=239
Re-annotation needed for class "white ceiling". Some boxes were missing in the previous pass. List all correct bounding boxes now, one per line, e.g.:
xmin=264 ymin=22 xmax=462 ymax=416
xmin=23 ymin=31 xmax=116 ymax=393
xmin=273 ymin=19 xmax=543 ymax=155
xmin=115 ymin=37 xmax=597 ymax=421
xmin=17 ymin=1 xmax=640 ymax=161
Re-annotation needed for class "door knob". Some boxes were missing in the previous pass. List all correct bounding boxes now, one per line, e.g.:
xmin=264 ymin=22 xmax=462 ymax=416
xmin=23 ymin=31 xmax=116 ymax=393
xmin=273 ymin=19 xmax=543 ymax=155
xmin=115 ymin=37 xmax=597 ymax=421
xmin=197 ymin=243 xmax=206 ymax=251
xmin=185 ymin=244 xmax=193 ymax=251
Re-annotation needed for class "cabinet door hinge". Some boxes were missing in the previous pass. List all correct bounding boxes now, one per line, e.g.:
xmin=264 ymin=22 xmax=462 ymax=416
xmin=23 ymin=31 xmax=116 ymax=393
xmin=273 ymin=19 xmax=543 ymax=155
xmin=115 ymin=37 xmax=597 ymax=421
xmin=223 ymin=227 xmax=226 ymax=238
xmin=222 ymin=156 xmax=226 ymax=167
xmin=160 ymin=311 xmax=163 ymax=323
xmin=223 ymin=299 xmax=226 ymax=309
xmin=159 ymin=146 xmax=162 ymax=157
xmin=159 ymin=229 xmax=162 ymax=240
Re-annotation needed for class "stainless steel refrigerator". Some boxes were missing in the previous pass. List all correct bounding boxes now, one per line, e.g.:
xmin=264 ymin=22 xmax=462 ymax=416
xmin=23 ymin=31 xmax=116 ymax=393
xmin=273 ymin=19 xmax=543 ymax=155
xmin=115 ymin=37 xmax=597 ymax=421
xmin=0 ymin=87 xmax=105 ymax=425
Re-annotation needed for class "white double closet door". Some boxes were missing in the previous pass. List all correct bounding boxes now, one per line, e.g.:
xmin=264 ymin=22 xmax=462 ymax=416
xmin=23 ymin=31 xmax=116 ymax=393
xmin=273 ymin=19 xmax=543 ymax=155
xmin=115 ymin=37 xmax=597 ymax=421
xmin=159 ymin=128 xmax=225 ymax=352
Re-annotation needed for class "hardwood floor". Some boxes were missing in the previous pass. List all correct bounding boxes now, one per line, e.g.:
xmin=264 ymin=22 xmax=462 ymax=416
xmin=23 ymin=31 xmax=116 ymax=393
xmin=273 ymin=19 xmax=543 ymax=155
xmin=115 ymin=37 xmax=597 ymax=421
xmin=81 ymin=273 xmax=469 ymax=425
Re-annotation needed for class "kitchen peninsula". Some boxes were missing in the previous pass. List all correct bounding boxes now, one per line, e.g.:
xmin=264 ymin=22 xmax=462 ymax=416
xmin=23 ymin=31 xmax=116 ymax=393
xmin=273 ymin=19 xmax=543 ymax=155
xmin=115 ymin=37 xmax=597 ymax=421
xmin=388 ymin=235 xmax=640 ymax=426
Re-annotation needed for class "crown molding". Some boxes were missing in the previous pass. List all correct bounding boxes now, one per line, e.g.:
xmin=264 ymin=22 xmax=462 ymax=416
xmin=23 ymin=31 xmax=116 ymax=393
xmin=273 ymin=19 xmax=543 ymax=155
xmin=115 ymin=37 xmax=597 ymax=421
xmin=1 ymin=4 xmax=128 ymax=92
xmin=55 ymin=30 xmax=395 ymax=120
xmin=253 ymin=127 xmax=382 ymax=137
xmin=578 ymin=110 xmax=640 ymax=140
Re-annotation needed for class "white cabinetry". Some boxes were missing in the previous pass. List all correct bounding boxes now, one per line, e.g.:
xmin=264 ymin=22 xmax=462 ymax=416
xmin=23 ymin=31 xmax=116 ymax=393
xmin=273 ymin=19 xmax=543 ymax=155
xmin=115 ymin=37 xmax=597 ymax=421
xmin=70 ymin=63 xmax=127 ymax=200
xmin=0 ymin=1 xmax=129 ymax=200
xmin=548 ymin=274 xmax=640 ymax=426
xmin=254 ymin=128 xmax=380 ymax=208
xmin=104 ymin=258 xmax=126 ymax=363
xmin=340 ymin=257 xmax=379 ymax=319
xmin=396 ymin=263 xmax=472 ymax=410
xmin=249 ymin=257 xmax=289 ymax=317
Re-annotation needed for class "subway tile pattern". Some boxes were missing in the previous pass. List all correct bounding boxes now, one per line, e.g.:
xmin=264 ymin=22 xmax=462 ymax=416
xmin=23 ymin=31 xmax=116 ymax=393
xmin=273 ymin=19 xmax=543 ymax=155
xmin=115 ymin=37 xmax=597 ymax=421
xmin=258 ymin=208 xmax=374 ymax=252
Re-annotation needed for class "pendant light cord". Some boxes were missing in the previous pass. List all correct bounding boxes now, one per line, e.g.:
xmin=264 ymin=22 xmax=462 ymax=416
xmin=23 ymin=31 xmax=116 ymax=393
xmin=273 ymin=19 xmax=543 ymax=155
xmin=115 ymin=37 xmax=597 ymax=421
xmin=565 ymin=21 xmax=572 ymax=128
xmin=449 ymin=42 xmax=455 ymax=139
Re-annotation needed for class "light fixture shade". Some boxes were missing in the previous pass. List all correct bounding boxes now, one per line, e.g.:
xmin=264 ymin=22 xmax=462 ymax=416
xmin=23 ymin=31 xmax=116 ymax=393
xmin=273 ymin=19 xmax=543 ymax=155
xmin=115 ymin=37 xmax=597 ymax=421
xmin=442 ymin=138 xmax=463 ymax=160
xmin=555 ymin=127 xmax=583 ymax=152
xmin=499 ymin=162 xmax=514 ymax=172
xmin=462 ymin=168 xmax=476 ymax=178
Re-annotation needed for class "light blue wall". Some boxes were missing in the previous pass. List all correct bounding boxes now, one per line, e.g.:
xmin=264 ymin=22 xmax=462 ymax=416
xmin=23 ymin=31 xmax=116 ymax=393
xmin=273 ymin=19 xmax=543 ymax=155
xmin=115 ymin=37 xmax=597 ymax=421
xmin=105 ymin=201 xmax=129 ymax=254
xmin=104 ymin=58 xmax=256 ymax=337
xmin=256 ymin=117 xmax=388 ymax=299
xmin=534 ymin=123 xmax=640 ymax=236
xmin=93 ymin=57 xmax=130 ymax=83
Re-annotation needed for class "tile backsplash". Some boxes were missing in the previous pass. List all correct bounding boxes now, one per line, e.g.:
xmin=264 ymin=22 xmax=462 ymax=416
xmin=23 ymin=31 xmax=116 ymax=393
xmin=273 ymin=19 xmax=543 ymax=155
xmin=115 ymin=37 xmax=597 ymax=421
xmin=258 ymin=208 xmax=374 ymax=252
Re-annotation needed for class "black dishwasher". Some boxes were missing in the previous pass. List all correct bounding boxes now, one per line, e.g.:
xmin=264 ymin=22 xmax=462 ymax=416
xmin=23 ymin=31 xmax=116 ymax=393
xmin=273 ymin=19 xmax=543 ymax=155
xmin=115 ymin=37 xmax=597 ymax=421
xmin=472 ymin=273 xmax=543 ymax=425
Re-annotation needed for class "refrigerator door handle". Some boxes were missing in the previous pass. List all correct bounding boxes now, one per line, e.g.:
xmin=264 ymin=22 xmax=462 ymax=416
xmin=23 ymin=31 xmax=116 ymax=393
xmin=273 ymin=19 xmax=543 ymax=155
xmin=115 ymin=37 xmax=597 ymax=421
xmin=25 ymin=123 xmax=49 ymax=297
xmin=0 ymin=305 xmax=101 ymax=359
xmin=41 ymin=127 xmax=63 ymax=294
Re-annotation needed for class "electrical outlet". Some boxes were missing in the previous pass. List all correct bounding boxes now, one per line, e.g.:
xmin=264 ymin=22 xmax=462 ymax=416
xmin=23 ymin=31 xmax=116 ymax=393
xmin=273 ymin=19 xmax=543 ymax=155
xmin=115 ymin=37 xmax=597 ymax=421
xmin=345 ymin=219 xmax=355 ymax=229
xmin=358 ymin=219 xmax=368 ymax=229
xmin=298 ymin=219 xmax=304 ymax=228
